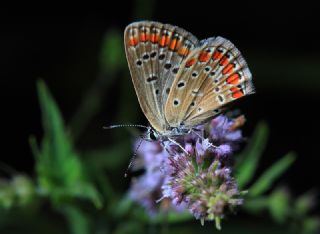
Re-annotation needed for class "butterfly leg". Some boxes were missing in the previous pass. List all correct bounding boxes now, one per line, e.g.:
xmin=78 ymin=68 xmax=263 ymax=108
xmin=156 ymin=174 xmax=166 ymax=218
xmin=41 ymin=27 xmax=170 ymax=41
xmin=167 ymin=137 xmax=189 ymax=155
xmin=190 ymin=128 xmax=217 ymax=149
xmin=160 ymin=140 xmax=176 ymax=157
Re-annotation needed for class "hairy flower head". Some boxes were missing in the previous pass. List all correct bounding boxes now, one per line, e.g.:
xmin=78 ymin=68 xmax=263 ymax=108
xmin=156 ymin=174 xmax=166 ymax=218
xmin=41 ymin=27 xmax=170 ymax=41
xmin=128 ymin=114 xmax=246 ymax=228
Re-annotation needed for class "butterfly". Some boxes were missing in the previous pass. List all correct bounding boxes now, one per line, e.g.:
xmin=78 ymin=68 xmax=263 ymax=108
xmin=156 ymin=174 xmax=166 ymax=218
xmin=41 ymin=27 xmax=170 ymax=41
xmin=124 ymin=21 xmax=254 ymax=143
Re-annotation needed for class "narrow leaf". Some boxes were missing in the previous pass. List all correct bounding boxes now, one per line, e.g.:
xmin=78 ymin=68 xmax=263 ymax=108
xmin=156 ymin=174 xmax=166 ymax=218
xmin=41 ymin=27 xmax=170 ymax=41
xmin=35 ymin=80 xmax=102 ymax=207
xmin=243 ymin=196 xmax=269 ymax=214
xmin=236 ymin=121 xmax=269 ymax=188
xmin=249 ymin=152 xmax=296 ymax=197
xmin=63 ymin=206 xmax=91 ymax=234
xmin=268 ymin=187 xmax=290 ymax=223
xmin=294 ymin=190 xmax=317 ymax=218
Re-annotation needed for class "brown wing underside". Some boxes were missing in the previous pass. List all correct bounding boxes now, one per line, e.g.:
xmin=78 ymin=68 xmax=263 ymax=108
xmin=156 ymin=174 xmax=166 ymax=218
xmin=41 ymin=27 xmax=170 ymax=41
xmin=165 ymin=37 xmax=254 ymax=128
xmin=124 ymin=21 xmax=198 ymax=133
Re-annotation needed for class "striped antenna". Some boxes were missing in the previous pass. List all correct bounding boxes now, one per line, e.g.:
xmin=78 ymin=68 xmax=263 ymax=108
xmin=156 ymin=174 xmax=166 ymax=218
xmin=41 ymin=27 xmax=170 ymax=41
xmin=103 ymin=124 xmax=152 ymax=177
xmin=124 ymin=135 xmax=146 ymax=178
xmin=103 ymin=124 xmax=150 ymax=130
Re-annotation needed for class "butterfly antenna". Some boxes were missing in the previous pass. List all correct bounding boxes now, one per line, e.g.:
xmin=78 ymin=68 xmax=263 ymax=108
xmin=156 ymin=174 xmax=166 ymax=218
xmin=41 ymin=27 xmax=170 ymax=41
xmin=124 ymin=132 xmax=148 ymax=178
xmin=103 ymin=124 xmax=150 ymax=130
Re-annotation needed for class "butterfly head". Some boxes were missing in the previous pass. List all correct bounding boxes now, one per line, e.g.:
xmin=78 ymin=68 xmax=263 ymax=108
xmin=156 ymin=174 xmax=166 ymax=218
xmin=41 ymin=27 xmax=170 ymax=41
xmin=145 ymin=127 xmax=161 ymax=141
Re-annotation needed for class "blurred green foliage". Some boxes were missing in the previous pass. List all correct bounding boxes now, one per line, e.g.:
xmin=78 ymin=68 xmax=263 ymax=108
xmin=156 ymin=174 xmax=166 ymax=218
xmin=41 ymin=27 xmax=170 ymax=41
xmin=30 ymin=80 xmax=102 ymax=208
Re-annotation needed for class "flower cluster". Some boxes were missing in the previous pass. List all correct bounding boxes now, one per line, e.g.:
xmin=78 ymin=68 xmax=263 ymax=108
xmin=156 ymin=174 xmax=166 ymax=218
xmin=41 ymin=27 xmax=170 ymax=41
xmin=128 ymin=114 xmax=246 ymax=228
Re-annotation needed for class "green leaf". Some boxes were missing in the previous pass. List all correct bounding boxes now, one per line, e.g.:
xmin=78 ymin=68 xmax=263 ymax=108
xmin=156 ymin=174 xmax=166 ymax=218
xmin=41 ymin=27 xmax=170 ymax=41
xmin=0 ymin=181 xmax=15 ymax=209
xmin=100 ymin=30 xmax=125 ymax=73
xmin=129 ymin=204 xmax=192 ymax=224
xmin=268 ymin=187 xmax=290 ymax=223
xmin=63 ymin=206 xmax=91 ymax=234
xmin=155 ymin=211 xmax=192 ymax=224
xmin=243 ymin=196 xmax=269 ymax=214
xmin=29 ymin=136 xmax=40 ymax=160
xmin=33 ymin=80 xmax=102 ymax=208
xmin=113 ymin=220 xmax=143 ymax=234
xmin=248 ymin=152 xmax=296 ymax=197
xmin=302 ymin=216 xmax=320 ymax=234
xmin=113 ymin=196 xmax=134 ymax=218
xmin=235 ymin=121 xmax=269 ymax=189
xmin=294 ymin=190 xmax=317 ymax=218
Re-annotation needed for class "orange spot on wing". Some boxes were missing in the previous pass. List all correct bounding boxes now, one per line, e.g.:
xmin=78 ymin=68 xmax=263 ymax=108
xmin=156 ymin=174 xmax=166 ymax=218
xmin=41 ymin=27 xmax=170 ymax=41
xmin=212 ymin=51 xmax=223 ymax=60
xmin=178 ymin=47 xmax=189 ymax=56
xmin=198 ymin=52 xmax=210 ymax=62
xmin=230 ymin=87 xmax=244 ymax=99
xmin=159 ymin=35 xmax=170 ymax=47
xmin=159 ymin=36 xmax=166 ymax=47
xmin=169 ymin=38 xmax=177 ymax=50
xmin=139 ymin=33 xmax=149 ymax=42
xmin=128 ymin=37 xmax=138 ymax=46
xmin=219 ymin=56 xmax=229 ymax=66
xmin=150 ymin=33 xmax=159 ymax=43
xmin=226 ymin=73 xmax=240 ymax=85
xmin=222 ymin=63 xmax=235 ymax=75
xmin=185 ymin=58 xmax=196 ymax=67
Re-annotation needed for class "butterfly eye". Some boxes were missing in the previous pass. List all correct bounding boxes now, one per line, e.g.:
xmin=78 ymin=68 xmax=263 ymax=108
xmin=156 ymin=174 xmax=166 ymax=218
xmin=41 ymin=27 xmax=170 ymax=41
xmin=149 ymin=130 xmax=158 ymax=141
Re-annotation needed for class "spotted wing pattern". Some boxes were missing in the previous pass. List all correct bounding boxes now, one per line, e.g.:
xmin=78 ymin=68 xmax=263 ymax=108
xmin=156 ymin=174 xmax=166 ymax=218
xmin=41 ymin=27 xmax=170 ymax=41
xmin=165 ymin=37 xmax=254 ymax=128
xmin=124 ymin=21 xmax=198 ymax=133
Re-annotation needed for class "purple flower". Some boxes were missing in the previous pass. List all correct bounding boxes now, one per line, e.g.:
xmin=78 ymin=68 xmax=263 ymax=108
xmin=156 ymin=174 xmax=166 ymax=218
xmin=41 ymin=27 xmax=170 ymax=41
xmin=128 ymin=114 xmax=246 ymax=228
xmin=162 ymin=153 xmax=243 ymax=229
xmin=128 ymin=140 xmax=167 ymax=214
xmin=210 ymin=115 xmax=244 ymax=143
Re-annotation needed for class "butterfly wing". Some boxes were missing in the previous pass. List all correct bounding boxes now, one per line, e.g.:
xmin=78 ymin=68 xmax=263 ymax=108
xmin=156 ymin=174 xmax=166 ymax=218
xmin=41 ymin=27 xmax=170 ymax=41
xmin=165 ymin=37 xmax=254 ymax=128
xmin=124 ymin=21 xmax=198 ymax=133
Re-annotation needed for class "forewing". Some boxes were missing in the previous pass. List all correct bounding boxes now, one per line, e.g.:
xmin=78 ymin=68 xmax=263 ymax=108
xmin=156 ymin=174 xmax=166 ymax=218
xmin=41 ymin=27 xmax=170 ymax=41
xmin=124 ymin=21 xmax=198 ymax=133
xmin=165 ymin=37 xmax=254 ymax=128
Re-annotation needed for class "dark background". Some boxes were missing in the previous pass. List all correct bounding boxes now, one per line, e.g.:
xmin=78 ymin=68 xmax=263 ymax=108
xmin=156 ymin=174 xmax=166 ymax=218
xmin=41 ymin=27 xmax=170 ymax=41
xmin=1 ymin=1 xmax=319 ymax=202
